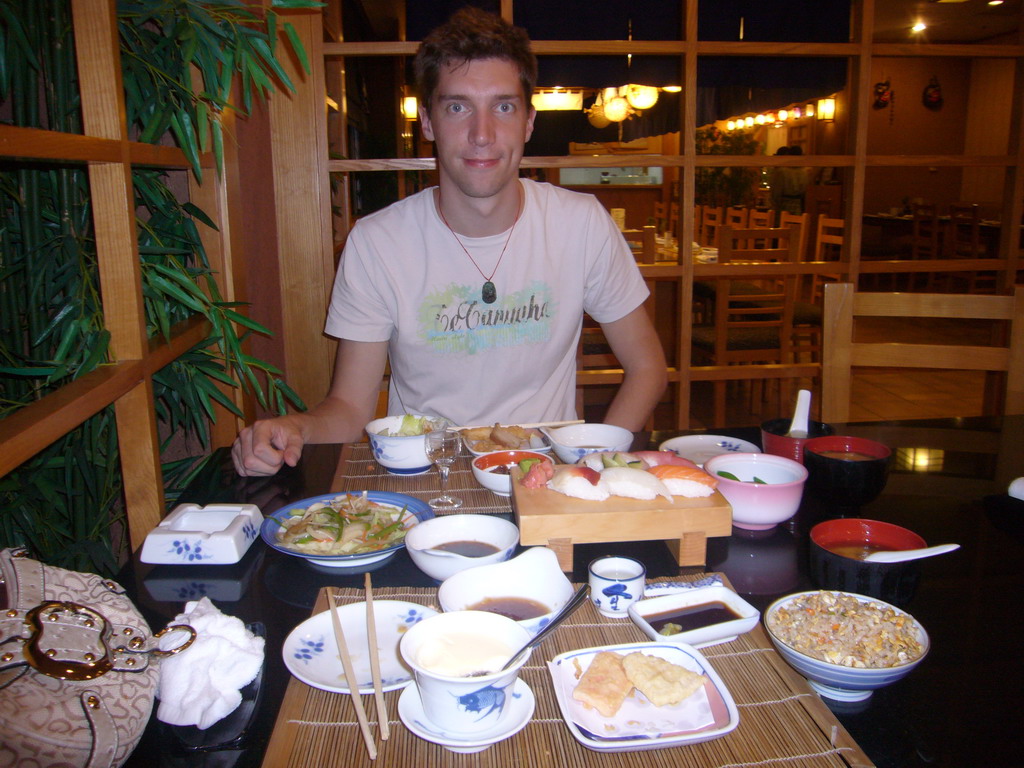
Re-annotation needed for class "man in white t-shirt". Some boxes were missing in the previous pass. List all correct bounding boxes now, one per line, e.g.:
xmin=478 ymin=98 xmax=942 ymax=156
xmin=232 ymin=7 xmax=667 ymax=477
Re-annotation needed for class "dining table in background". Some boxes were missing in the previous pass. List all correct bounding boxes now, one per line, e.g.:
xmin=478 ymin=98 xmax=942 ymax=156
xmin=118 ymin=415 xmax=1024 ymax=768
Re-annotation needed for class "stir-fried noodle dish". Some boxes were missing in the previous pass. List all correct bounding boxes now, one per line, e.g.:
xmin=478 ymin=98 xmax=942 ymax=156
xmin=274 ymin=493 xmax=411 ymax=556
xmin=768 ymin=591 xmax=925 ymax=668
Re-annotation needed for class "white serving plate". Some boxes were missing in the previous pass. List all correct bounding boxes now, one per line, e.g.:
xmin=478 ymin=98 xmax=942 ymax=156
xmin=260 ymin=491 xmax=433 ymax=568
xmin=547 ymin=642 xmax=739 ymax=752
xmin=659 ymin=435 xmax=760 ymax=467
xmin=398 ymin=678 xmax=535 ymax=754
xmin=628 ymin=585 xmax=760 ymax=648
xmin=283 ymin=600 xmax=437 ymax=694
xmin=140 ymin=503 xmax=262 ymax=564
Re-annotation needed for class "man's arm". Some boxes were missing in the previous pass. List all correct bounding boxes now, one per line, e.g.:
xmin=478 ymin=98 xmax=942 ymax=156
xmin=231 ymin=339 xmax=389 ymax=476
xmin=599 ymin=305 xmax=668 ymax=431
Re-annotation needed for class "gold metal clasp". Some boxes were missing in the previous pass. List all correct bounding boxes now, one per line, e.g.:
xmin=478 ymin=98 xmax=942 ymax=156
xmin=23 ymin=601 xmax=115 ymax=681
xmin=151 ymin=624 xmax=197 ymax=657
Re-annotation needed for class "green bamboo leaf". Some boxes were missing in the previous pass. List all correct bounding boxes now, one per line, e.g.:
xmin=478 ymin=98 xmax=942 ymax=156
xmin=282 ymin=22 xmax=310 ymax=76
xmin=148 ymin=274 xmax=206 ymax=313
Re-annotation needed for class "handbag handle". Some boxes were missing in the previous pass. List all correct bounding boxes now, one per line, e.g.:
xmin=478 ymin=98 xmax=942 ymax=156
xmin=22 ymin=600 xmax=196 ymax=681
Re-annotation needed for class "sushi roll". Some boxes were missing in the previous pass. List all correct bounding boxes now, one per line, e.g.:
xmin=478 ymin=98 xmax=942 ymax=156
xmin=577 ymin=451 xmax=649 ymax=471
xmin=600 ymin=467 xmax=673 ymax=502
xmin=648 ymin=464 xmax=718 ymax=498
xmin=547 ymin=466 xmax=610 ymax=501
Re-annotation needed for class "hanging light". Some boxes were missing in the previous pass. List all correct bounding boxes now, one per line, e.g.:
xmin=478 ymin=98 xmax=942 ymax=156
xmin=777 ymin=109 xmax=789 ymax=121
xmin=401 ymin=96 xmax=418 ymax=120
xmin=603 ymin=94 xmax=632 ymax=122
xmin=726 ymin=120 xmax=736 ymax=131
xmin=625 ymin=84 xmax=659 ymax=110
xmin=816 ymin=97 xmax=836 ymax=122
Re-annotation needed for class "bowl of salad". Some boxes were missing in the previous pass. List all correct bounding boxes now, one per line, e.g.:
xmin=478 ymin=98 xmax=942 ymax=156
xmin=365 ymin=413 xmax=447 ymax=475
xmin=260 ymin=491 xmax=434 ymax=568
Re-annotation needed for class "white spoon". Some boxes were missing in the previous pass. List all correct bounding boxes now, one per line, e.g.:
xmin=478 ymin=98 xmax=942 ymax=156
xmin=863 ymin=543 xmax=960 ymax=563
xmin=787 ymin=389 xmax=812 ymax=438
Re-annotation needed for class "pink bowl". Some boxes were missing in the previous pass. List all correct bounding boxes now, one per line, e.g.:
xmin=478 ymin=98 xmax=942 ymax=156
xmin=704 ymin=453 xmax=808 ymax=531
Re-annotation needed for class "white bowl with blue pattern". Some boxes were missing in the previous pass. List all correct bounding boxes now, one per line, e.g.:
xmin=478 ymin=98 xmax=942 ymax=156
xmin=365 ymin=414 xmax=443 ymax=475
xmin=542 ymin=423 xmax=633 ymax=464
xmin=283 ymin=599 xmax=437 ymax=693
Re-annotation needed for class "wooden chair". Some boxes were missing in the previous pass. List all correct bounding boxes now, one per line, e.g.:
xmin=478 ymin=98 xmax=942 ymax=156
xmin=699 ymin=206 xmax=724 ymax=248
xmin=946 ymin=203 xmax=996 ymax=293
xmin=725 ymin=206 xmax=749 ymax=229
xmin=693 ymin=228 xmax=803 ymax=425
xmin=910 ymin=204 xmax=942 ymax=290
xmin=821 ymin=283 xmax=1024 ymax=423
xmin=777 ymin=211 xmax=809 ymax=262
xmin=622 ymin=224 xmax=657 ymax=264
xmin=810 ymin=214 xmax=845 ymax=303
xmin=691 ymin=261 xmax=800 ymax=428
xmin=748 ymin=208 xmax=774 ymax=229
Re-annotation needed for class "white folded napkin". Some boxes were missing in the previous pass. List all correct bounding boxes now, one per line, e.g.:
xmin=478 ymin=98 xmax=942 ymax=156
xmin=156 ymin=597 xmax=265 ymax=730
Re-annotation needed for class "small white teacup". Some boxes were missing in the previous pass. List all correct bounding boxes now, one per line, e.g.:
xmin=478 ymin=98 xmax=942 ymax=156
xmin=588 ymin=556 xmax=646 ymax=618
xmin=399 ymin=610 xmax=531 ymax=736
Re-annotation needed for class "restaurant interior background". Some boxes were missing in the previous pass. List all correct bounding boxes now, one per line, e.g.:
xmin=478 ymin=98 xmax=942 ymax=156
xmin=2 ymin=0 xmax=1022 ymax=566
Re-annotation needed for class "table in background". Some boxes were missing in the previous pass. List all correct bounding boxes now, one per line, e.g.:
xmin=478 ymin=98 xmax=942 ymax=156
xmin=119 ymin=416 xmax=1024 ymax=768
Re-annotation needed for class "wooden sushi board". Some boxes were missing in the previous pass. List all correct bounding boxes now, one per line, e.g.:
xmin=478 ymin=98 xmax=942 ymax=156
xmin=510 ymin=472 xmax=733 ymax=572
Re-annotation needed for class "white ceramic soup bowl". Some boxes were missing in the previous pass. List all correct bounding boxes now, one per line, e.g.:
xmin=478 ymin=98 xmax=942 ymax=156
xmin=405 ymin=514 xmax=520 ymax=581
xmin=542 ymin=423 xmax=633 ymax=464
xmin=704 ymin=452 xmax=808 ymax=531
xmin=437 ymin=547 xmax=574 ymax=637
xmin=471 ymin=450 xmax=552 ymax=497
xmin=364 ymin=414 xmax=441 ymax=475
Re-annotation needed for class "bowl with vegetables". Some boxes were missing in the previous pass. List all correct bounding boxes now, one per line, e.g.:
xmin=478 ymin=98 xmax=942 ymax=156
xmin=703 ymin=453 xmax=807 ymax=531
xmin=472 ymin=450 xmax=552 ymax=497
xmin=365 ymin=413 xmax=446 ymax=475
xmin=260 ymin=491 xmax=433 ymax=568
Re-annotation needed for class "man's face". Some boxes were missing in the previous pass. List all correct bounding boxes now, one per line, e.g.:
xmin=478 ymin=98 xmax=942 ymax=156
xmin=420 ymin=57 xmax=535 ymax=204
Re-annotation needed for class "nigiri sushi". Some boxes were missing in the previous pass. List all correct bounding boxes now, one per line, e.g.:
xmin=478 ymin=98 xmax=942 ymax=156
xmin=648 ymin=464 xmax=718 ymax=498
xmin=599 ymin=467 xmax=673 ymax=502
xmin=631 ymin=450 xmax=700 ymax=469
xmin=577 ymin=451 xmax=649 ymax=471
xmin=547 ymin=466 xmax=610 ymax=501
xmin=521 ymin=459 xmax=555 ymax=488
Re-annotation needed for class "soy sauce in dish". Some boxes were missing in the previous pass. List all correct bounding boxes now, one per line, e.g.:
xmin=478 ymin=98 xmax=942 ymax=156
xmin=647 ymin=601 xmax=742 ymax=636
xmin=467 ymin=596 xmax=550 ymax=620
xmin=432 ymin=540 xmax=501 ymax=557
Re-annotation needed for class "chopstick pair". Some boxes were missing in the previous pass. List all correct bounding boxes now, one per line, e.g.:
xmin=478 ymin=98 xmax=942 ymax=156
xmin=454 ymin=418 xmax=583 ymax=431
xmin=326 ymin=575 xmax=388 ymax=761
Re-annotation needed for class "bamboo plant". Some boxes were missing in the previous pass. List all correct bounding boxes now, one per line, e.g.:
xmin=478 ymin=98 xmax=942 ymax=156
xmin=0 ymin=0 xmax=317 ymax=575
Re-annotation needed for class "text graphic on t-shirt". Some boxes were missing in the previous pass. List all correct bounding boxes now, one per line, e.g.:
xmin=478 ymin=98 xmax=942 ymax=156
xmin=424 ymin=283 xmax=554 ymax=354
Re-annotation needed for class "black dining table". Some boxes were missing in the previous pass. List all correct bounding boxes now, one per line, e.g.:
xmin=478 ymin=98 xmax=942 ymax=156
xmin=118 ymin=415 xmax=1024 ymax=768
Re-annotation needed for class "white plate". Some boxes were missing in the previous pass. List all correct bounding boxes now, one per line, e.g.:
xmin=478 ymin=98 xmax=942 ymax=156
xmin=547 ymin=642 xmax=739 ymax=752
xmin=628 ymin=585 xmax=760 ymax=648
xmin=659 ymin=435 xmax=760 ymax=467
xmin=462 ymin=427 xmax=551 ymax=456
xmin=398 ymin=678 xmax=535 ymax=754
xmin=283 ymin=600 xmax=437 ymax=694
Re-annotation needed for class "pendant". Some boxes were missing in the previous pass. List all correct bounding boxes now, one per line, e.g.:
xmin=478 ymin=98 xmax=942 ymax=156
xmin=482 ymin=281 xmax=497 ymax=304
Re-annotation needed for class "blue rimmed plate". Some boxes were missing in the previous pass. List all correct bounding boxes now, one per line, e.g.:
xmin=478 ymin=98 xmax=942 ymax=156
xmin=260 ymin=491 xmax=433 ymax=568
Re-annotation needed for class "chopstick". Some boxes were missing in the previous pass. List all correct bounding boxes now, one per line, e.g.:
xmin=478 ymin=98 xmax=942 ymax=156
xmin=454 ymin=418 xmax=583 ymax=431
xmin=327 ymin=589 xmax=377 ymax=760
xmin=364 ymin=573 xmax=389 ymax=740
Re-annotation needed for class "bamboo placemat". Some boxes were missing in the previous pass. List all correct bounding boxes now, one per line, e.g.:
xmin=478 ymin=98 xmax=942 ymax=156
xmin=262 ymin=575 xmax=873 ymax=768
xmin=330 ymin=442 xmax=515 ymax=515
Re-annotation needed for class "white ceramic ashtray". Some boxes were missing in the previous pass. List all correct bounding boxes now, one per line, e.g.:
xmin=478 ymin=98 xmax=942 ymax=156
xmin=628 ymin=585 xmax=759 ymax=648
xmin=140 ymin=503 xmax=262 ymax=564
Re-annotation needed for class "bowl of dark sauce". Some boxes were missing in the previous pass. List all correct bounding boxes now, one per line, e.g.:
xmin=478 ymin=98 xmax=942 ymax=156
xmin=405 ymin=514 xmax=519 ymax=581
xmin=628 ymin=585 xmax=760 ymax=648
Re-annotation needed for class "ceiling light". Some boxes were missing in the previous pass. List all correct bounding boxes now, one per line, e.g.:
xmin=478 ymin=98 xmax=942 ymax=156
xmin=531 ymin=89 xmax=584 ymax=111
xmin=400 ymin=96 xmax=418 ymax=120
xmin=911 ymin=21 xmax=927 ymax=33
xmin=625 ymin=84 xmax=659 ymax=110
xmin=662 ymin=85 xmax=681 ymax=93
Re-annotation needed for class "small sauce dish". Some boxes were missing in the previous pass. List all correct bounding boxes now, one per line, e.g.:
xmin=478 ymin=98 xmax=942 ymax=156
xmin=628 ymin=585 xmax=760 ymax=648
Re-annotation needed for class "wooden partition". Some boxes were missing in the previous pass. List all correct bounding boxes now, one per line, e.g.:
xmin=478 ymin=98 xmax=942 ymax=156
xmin=277 ymin=0 xmax=1024 ymax=428
xmin=0 ymin=0 xmax=243 ymax=549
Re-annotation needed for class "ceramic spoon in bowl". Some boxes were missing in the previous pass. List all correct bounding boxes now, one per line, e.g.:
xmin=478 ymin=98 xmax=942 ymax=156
xmin=863 ymin=543 xmax=960 ymax=563
xmin=787 ymin=389 xmax=811 ymax=438
xmin=499 ymin=584 xmax=590 ymax=671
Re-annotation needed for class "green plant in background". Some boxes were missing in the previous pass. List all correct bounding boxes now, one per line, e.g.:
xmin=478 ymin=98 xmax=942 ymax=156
xmin=0 ymin=0 xmax=317 ymax=575
xmin=695 ymin=126 xmax=762 ymax=209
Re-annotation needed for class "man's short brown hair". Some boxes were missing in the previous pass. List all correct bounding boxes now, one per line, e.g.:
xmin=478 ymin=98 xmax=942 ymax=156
xmin=414 ymin=7 xmax=537 ymax=114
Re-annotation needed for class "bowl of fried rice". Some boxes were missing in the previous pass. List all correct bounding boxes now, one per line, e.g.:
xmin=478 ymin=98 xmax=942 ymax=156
xmin=764 ymin=590 xmax=929 ymax=702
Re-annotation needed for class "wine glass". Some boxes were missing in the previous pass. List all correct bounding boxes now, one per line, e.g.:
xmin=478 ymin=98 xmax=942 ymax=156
xmin=425 ymin=427 xmax=463 ymax=510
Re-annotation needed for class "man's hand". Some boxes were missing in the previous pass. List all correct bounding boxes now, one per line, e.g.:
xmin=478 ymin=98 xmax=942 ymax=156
xmin=231 ymin=417 xmax=306 ymax=476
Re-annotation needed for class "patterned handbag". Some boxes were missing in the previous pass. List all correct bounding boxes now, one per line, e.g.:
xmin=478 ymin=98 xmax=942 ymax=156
xmin=0 ymin=548 xmax=194 ymax=768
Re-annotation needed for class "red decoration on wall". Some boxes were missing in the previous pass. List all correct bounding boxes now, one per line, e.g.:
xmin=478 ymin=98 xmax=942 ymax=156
xmin=923 ymin=76 xmax=943 ymax=110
